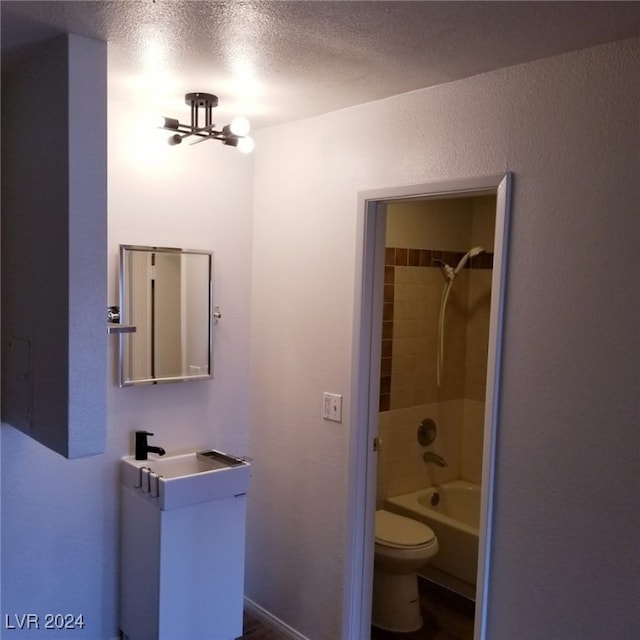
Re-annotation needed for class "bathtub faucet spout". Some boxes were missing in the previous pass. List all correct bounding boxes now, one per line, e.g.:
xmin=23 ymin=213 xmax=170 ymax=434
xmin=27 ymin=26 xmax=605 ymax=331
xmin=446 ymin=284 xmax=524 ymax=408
xmin=423 ymin=451 xmax=448 ymax=467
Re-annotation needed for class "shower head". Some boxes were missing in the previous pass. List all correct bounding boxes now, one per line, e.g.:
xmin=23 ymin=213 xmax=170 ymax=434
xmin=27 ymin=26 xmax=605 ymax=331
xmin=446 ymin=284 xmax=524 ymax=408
xmin=454 ymin=246 xmax=485 ymax=275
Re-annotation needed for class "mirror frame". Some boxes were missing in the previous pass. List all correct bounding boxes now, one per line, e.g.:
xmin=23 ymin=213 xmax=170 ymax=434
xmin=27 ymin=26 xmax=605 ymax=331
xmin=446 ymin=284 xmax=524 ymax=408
xmin=118 ymin=244 xmax=214 ymax=387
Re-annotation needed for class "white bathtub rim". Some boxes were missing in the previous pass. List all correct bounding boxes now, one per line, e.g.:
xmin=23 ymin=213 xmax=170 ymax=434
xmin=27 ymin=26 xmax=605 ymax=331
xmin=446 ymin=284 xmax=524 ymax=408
xmin=386 ymin=480 xmax=480 ymax=538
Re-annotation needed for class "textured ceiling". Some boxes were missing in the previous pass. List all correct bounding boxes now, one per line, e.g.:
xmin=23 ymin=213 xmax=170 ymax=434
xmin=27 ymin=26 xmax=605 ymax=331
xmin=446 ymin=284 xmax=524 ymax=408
xmin=2 ymin=1 xmax=640 ymax=128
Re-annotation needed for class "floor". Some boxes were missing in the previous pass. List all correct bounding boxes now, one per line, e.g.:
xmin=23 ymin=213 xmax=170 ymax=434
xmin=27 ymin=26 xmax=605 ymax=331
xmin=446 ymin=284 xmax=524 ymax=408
xmin=370 ymin=579 xmax=475 ymax=640
xmin=240 ymin=578 xmax=475 ymax=640
xmin=240 ymin=611 xmax=286 ymax=640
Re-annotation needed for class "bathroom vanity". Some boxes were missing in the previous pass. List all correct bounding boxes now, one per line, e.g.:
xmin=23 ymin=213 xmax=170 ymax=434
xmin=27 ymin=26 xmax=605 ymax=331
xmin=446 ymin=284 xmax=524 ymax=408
xmin=119 ymin=450 xmax=251 ymax=640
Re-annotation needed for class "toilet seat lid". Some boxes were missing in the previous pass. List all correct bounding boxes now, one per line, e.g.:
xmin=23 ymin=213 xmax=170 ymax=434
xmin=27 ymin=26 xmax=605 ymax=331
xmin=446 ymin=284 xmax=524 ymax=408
xmin=375 ymin=510 xmax=435 ymax=548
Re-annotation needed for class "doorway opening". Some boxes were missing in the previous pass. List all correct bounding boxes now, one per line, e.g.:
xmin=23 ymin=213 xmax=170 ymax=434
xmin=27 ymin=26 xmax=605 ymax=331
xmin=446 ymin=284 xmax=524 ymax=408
xmin=344 ymin=175 xmax=511 ymax=640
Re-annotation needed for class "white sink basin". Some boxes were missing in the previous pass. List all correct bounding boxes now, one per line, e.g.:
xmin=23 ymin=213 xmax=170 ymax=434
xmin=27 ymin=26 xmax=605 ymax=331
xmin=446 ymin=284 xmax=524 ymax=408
xmin=121 ymin=450 xmax=251 ymax=510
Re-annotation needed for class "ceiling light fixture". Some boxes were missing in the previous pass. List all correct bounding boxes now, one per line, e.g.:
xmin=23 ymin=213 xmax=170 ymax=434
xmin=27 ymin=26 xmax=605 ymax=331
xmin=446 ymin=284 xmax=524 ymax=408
xmin=159 ymin=92 xmax=254 ymax=153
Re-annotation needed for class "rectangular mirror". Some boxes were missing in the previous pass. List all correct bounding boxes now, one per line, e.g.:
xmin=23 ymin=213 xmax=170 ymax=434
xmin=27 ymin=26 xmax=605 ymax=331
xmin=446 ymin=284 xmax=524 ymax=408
xmin=119 ymin=245 xmax=213 ymax=387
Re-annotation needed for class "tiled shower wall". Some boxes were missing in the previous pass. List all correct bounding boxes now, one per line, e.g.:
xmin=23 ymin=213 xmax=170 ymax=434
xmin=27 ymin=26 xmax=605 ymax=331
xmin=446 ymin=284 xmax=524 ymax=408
xmin=377 ymin=248 xmax=492 ymax=503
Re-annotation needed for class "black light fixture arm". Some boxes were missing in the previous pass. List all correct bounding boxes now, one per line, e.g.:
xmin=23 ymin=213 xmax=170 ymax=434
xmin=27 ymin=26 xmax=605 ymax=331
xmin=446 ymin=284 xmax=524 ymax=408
xmin=159 ymin=92 xmax=253 ymax=151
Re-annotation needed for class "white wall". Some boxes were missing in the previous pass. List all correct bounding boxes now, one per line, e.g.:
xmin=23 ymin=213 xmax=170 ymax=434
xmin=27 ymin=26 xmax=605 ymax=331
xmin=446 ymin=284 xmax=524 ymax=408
xmin=0 ymin=95 xmax=254 ymax=637
xmin=247 ymin=38 xmax=640 ymax=640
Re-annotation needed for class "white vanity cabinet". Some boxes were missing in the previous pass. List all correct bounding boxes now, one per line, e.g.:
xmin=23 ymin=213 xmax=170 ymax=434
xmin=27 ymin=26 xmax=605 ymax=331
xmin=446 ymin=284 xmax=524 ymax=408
xmin=119 ymin=452 xmax=250 ymax=640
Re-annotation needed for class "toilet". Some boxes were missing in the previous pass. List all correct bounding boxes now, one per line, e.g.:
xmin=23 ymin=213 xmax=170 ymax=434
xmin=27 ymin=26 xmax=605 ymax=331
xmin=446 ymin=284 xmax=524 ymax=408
xmin=372 ymin=509 xmax=439 ymax=633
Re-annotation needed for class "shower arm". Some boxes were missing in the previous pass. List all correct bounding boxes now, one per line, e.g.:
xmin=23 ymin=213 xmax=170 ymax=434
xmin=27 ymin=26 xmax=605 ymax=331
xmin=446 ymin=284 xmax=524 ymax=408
xmin=433 ymin=258 xmax=455 ymax=281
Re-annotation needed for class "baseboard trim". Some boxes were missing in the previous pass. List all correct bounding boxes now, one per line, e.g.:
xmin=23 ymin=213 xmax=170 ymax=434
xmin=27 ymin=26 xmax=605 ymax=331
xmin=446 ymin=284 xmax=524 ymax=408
xmin=244 ymin=597 xmax=310 ymax=640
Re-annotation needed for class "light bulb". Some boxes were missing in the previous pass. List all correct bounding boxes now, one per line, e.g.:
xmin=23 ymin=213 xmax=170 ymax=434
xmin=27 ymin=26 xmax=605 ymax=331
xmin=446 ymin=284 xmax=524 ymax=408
xmin=229 ymin=116 xmax=251 ymax=137
xmin=237 ymin=136 xmax=255 ymax=154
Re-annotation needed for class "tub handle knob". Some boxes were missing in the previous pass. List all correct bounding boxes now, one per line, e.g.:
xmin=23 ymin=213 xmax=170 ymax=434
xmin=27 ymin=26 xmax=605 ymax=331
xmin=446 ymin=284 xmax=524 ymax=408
xmin=418 ymin=418 xmax=437 ymax=446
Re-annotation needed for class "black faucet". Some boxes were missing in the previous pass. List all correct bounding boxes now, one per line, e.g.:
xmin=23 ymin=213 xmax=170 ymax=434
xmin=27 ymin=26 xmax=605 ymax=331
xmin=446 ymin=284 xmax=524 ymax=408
xmin=135 ymin=430 xmax=166 ymax=461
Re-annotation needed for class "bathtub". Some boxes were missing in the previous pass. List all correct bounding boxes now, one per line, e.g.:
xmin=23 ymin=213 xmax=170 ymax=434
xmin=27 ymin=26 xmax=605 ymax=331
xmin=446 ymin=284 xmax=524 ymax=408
xmin=385 ymin=480 xmax=480 ymax=590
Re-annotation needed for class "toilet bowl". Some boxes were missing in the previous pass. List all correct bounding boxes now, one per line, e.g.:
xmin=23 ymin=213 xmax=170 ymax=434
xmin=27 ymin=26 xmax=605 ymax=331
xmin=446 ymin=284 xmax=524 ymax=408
xmin=372 ymin=509 xmax=438 ymax=633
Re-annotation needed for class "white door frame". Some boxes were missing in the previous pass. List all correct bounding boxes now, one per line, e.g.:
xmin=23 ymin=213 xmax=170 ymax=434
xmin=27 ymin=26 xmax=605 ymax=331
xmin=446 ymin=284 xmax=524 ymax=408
xmin=343 ymin=173 xmax=513 ymax=639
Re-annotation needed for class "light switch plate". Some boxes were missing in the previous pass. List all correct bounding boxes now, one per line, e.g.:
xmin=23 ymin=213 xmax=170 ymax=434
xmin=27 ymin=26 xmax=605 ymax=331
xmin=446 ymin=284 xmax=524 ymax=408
xmin=322 ymin=393 xmax=342 ymax=422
